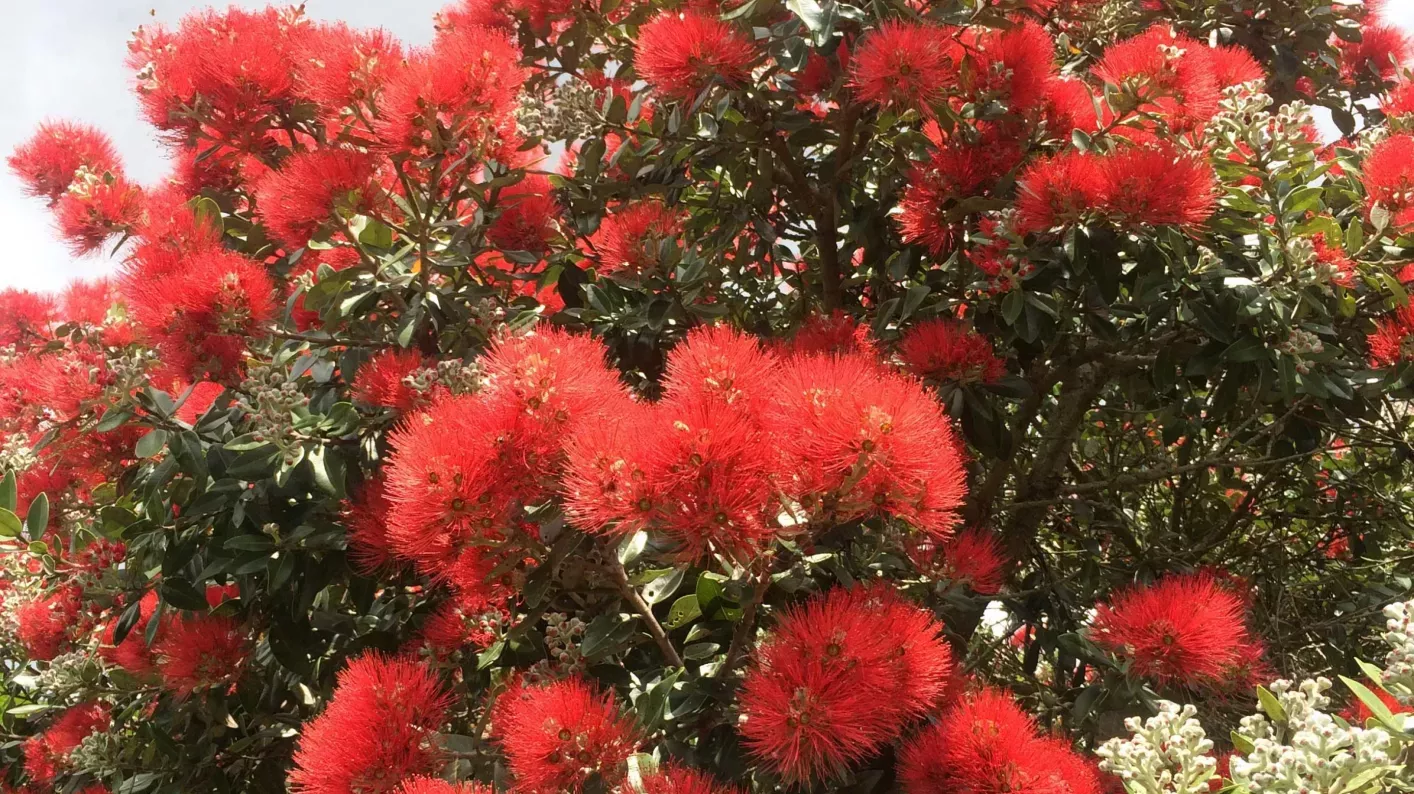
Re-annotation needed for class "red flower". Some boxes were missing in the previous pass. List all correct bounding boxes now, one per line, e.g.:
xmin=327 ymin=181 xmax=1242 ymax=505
xmin=1338 ymin=24 xmax=1411 ymax=82
xmin=961 ymin=20 xmax=1055 ymax=115
xmin=898 ymin=128 xmax=1024 ymax=254
xmin=739 ymin=585 xmax=955 ymax=784
xmin=373 ymin=24 xmax=525 ymax=159
xmin=779 ymin=312 xmax=876 ymax=358
xmin=289 ymin=654 xmax=453 ymax=794
xmin=640 ymin=764 xmax=743 ymax=794
xmin=563 ymin=401 xmax=663 ymax=538
xmin=491 ymin=677 xmax=642 ymax=793
xmin=1043 ymin=78 xmax=1100 ymax=137
xmin=173 ymin=381 xmax=226 ymax=426
xmin=1015 ymin=151 xmax=1105 ymax=233
xmin=353 ymin=349 xmax=430 ymax=413
xmin=16 ymin=586 xmax=83 ymax=661
xmin=588 ymin=202 xmax=683 ymax=276
xmin=384 ymin=394 xmax=524 ymax=568
xmin=254 ymin=148 xmax=383 ymax=247
xmin=292 ymin=23 xmax=405 ymax=120
xmin=420 ymin=593 xmax=505 ymax=660
xmin=0 ymin=289 xmax=55 ymax=349
xmin=910 ymin=527 xmax=1008 ymax=594
xmin=55 ymin=173 xmax=145 ymax=255
xmin=1090 ymin=572 xmax=1252 ymax=688
xmin=344 ymin=476 xmax=397 ymax=575
xmin=155 ymin=614 xmax=251 ymax=696
xmin=23 ymin=703 xmax=111 ymax=784
xmin=1362 ymin=133 xmax=1414 ymax=230
xmin=898 ymin=319 xmax=1006 ymax=385
xmin=849 ymin=22 xmax=961 ymax=113
xmin=127 ymin=249 xmax=275 ymax=382
xmin=487 ymin=175 xmax=561 ymax=259
xmin=1208 ymin=44 xmax=1265 ymax=89
xmin=1385 ymin=82 xmax=1414 ymax=118
xmin=635 ymin=12 xmax=756 ymax=101
xmin=1312 ymin=232 xmax=1357 ymax=287
xmin=1368 ymin=303 xmax=1414 ymax=366
xmin=100 ymin=591 xmax=162 ymax=675
xmin=1097 ymin=144 xmax=1216 ymax=229
xmin=898 ymin=688 xmax=1098 ymax=794
xmin=663 ymin=325 xmax=778 ymax=411
xmin=1092 ymin=26 xmax=1220 ymax=134
xmin=61 ymin=277 xmax=120 ymax=328
xmin=394 ymin=779 xmax=491 ymax=794
xmin=8 ymin=121 xmax=121 ymax=204
xmin=769 ymin=353 xmax=968 ymax=538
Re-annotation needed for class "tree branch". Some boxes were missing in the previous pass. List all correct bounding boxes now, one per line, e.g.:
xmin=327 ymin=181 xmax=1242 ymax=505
xmin=608 ymin=555 xmax=684 ymax=668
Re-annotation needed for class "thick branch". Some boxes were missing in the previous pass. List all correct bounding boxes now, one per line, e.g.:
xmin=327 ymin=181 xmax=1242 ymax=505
xmin=608 ymin=556 xmax=684 ymax=668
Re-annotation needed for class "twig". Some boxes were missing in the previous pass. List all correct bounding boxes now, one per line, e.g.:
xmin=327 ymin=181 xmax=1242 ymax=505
xmin=607 ymin=554 xmax=684 ymax=668
xmin=718 ymin=562 xmax=772 ymax=678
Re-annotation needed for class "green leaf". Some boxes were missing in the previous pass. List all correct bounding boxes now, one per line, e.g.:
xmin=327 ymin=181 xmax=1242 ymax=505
xmin=0 ymin=509 xmax=22 ymax=538
xmin=664 ymin=594 xmax=701 ymax=629
xmin=1257 ymin=685 xmax=1287 ymax=723
xmin=1355 ymin=659 xmax=1385 ymax=688
xmin=159 ymin=579 xmax=210 ymax=612
xmin=1230 ymin=731 xmax=1255 ymax=754
xmin=358 ymin=218 xmax=394 ymax=249
xmin=25 ymin=493 xmax=48 ymax=537
xmin=642 ymin=567 xmax=685 ymax=605
xmin=0 ymin=470 xmax=17 ymax=513
xmin=477 ymin=639 xmax=506 ymax=670
xmin=1340 ymin=676 xmax=1403 ymax=731
xmin=1334 ymin=765 xmax=1396 ymax=794
xmin=634 ymin=669 xmax=682 ymax=731
xmin=135 ymin=429 xmax=169 ymax=459
xmin=617 ymin=531 xmax=648 ymax=566
xmin=6 ymin=704 xmax=53 ymax=718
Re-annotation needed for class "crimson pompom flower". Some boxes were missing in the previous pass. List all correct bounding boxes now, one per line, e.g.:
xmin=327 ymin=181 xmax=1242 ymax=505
xmin=1343 ymin=681 xmax=1413 ymax=724
xmin=910 ymin=527 xmax=1008 ymax=595
xmin=55 ymin=172 xmax=145 ymax=255
xmin=1015 ymin=150 xmax=1105 ymax=233
xmin=420 ymin=592 xmax=506 ymax=661
xmin=384 ymin=394 xmax=524 ymax=568
xmin=849 ymin=21 xmax=961 ymax=112
xmin=739 ymin=585 xmax=955 ymax=784
xmin=155 ymin=614 xmax=251 ymax=696
xmin=769 ymin=353 xmax=968 ymax=538
xmin=353 ymin=349 xmax=430 ymax=413
xmin=1386 ymin=82 xmax=1414 ymax=119
xmin=640 ymin=764 xmax=743 ymax=794
xmin=254 ymin=148 xmax=383 ymax=247
xmin=635 ymin=11 xmax=756 ymax=100
xmin=1362 ymin=133 xmax=1414 ymax=230
xmin=487 ymin=174 xmax=561 ymax=259
xmin=1097 ymin=144 xmax=1216 ymax=229
xmin=898 ymin=319 xmax=1006 ymax=385
xmin=289 ymin=654 xmax=453 ymax=794
xmin=1338 ymin=24 xmax=1411 ymax=82
xmin=1311 ymin=231 xmax=1357 ymax=287
xmin=8 ymin=121 xmax=121 ymax=204
xmin=24 ymin=702 xmax=111 ymax=784
xmin=780 ymin=311 xmax=876 ymax=358
xmin=1092 ymin=26 xmax=1220 ymax=134
xmin=127 ymin=248 xmax=276 ymax=382
xmin=588 ymin=202 xmax=683 ymax=276
xmin=1208 ymin=44 xmax=1265 ymax=88
xmin=1090 ymin=572 xmax=1252 ymax=688
xmin=394 ymin=779 xmax=491 ymax=794
xmin=897 ymin=129 xmax=1024 ymax=254
xmin=491 ymin=676 xmax=643 ymax=793
xmin=172 ymin=381 xmax=225 ymax=426
xmin=961 ymin=20 xmax=1055 ymax=115
xmin=100 ymin=591 xmax=162 ymax=675
xmin=1043 ymin=78 xmax=1100 ymax=137
xmin=344 ymin=477 xmax=397 ymax=575
xmin=1368 ymin=304 xmax=1414 ymax=367
xmin=0 ymin=289 xmax=55 ymax=349
xmin=898 ymin=688 xmax=1099 ymax=794
xmin=16 ymin=585 xmax=83 ymax=661
xmin=563 ymin=400 xmax=663 ymax=538
xmin=293 ymin=23 xmax=405 ymax=120
xmin=373 ymin=24 xmax=525 ymax=158
xmin=61 ymin=276 xmax=120 ymax=328
xmin=663 ymin=325 xmax=778 ymax=412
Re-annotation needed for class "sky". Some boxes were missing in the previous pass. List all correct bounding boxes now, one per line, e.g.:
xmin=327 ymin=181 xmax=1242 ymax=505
xmin=3 ymin=1 xmax=1414 ymax=294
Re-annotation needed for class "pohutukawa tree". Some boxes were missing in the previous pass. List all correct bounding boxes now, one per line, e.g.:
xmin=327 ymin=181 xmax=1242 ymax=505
xmin=4 ymin=0 xmax=1414 ymax=791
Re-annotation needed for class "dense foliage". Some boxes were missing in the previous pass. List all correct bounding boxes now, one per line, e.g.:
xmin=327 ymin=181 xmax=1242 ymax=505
xmin=4 ymin=0 xmax=1414 ymax=791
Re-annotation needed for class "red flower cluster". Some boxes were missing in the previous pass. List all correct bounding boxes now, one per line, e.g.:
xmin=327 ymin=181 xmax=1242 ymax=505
xmin=289 ymin=654 xmax=452 ymax=794
xmin=738 ymin=585 xmax=955 ymax=783
xmin=1090 ymin=572 xmax=1264 ymax=690
xmin=352 ymin=349 xmax=433 ymax=414
xmin=909 ymin=527 xmax=1009 ymax=595
xmin=15 ymin=586 xmax=84 ymax=661
xmin=253 ymin=149 xmax=385 ymax=247
xmin=588 ymin=202 xmax=683 ymax=276
xmin=154 ymin=614 xmax=251 ymax=696
xmin=850 ymin=22 xmax=962 ymax=113
xmin=1363 ymin=133 xmax=1414 ymax=231
xmin=898 ymin=688 xmax=1099 ymax=794
xmin=491 ymin=676 xmax=643 ymax=793
xmin=1369 ymin=304 xmax=1414 ymax=367
xmin=898 ymin=319 xmax=1007 ymax=385
xmin=1016 ymin=143 xmax=1217 ymax=233
xmin=636 ymin=12 xmax=757 ymax=101
xmin=23 ymin=703 xmax=111 ymax=784
xmin=564 ymin=326 xmax=968 ymax=560
xmin=8 ymin=122 xmax=120 ymax=204
xmin=640 ymin=764 xmax=742 ymax=794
